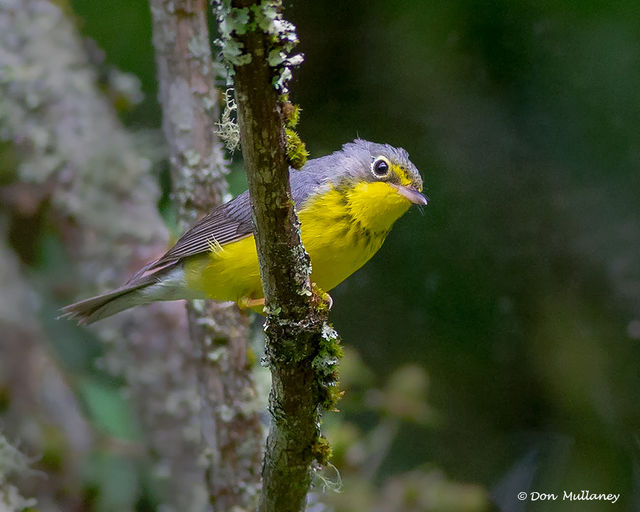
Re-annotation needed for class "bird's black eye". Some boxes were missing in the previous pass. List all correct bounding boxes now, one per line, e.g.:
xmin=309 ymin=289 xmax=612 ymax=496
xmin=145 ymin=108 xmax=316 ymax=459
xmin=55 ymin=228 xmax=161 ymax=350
xmin=371 ymin=157 xmax=391 ymax=178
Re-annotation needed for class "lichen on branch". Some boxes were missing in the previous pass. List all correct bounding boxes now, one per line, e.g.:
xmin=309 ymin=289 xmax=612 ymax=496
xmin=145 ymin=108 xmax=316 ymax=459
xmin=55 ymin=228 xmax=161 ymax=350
xmin=212 ymin=1 xmax=341 ymax=511
xmin=214 ymin=0 xmax=303 ymax=93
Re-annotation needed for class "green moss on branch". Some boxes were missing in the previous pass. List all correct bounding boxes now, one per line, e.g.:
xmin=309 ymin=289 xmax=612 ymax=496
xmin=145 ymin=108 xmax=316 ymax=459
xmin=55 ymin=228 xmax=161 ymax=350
xmin=213 ymin=1 xmax=342 ymax=510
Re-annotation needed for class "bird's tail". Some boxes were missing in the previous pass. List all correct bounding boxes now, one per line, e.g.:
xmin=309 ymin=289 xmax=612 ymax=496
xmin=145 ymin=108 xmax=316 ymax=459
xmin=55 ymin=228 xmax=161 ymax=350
xmin=59 ymin=263 xmax=194 ymax=325
xmin=59 ymin=280 xmax=155 ymax=325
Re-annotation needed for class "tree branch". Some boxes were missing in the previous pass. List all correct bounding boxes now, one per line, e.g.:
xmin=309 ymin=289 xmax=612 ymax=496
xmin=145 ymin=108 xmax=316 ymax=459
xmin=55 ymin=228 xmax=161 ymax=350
xmin=214 ymin=2 xmax=342 ymax=511
xmin=149 ymin=0 xmax=263 ymax=509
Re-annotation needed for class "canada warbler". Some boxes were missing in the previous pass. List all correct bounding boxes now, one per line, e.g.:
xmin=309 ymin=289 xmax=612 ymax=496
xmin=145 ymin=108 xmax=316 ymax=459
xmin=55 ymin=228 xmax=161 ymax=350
xmin=62 ymin=139 xmax=428 ymax=324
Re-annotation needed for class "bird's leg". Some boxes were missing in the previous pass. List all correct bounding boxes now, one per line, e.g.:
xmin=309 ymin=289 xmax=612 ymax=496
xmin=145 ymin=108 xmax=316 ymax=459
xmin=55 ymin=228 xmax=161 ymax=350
xmin=238 ymin=290 xmax=333 ymax=311
xmin=238 ymin=297 xmax=265 ymax=310
xmin=310 ymin=282 xmax=333 ymax=310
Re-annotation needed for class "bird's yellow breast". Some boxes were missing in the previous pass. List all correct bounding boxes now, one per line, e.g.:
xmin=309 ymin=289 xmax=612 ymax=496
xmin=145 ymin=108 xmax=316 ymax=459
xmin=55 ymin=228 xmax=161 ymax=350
xmin=184 ymin=181 xmax=411 ymax=302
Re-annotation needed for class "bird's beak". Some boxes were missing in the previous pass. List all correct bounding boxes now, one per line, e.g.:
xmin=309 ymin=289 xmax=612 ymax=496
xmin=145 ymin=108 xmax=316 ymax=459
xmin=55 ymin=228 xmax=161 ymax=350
xmin=396 ymin=185 xmax=429 ymax=205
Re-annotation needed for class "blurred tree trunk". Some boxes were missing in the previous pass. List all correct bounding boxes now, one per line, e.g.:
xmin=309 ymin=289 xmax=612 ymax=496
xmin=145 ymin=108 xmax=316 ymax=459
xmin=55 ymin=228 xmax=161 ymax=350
xmin=213 ymin=2 xmax=341 ymax=511
xmin=149 ymin=0 xmax=263 ymax=509
xmin=0 ymin=431 xmax=37 ymax=511
xmin=0 ymin=226 xmax=93 ymax=511
xmin=0 ymin=0 xmax=237 ymax=510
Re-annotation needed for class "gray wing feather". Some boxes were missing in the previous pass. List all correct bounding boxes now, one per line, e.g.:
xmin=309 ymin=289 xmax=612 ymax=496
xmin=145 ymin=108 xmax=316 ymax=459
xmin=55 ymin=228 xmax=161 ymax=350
xmin=136 ymin=166 xmax=328 ymax=277
xmin=139 ymin=189 xmax=254 ymax=274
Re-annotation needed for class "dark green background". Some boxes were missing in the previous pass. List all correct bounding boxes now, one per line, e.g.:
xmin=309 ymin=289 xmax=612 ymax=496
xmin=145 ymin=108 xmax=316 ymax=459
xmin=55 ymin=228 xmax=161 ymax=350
xmin=64 ymin=0 xmax=640 ymax=509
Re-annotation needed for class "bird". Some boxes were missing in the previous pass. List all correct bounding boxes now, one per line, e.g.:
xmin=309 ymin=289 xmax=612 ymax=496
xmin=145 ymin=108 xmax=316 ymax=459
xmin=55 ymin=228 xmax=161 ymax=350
xmin=61 ymin=139 xmax=428 ymax=324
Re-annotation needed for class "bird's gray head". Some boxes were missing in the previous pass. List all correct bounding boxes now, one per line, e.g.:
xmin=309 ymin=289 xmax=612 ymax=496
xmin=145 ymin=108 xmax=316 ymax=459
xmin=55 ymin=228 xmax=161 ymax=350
xmin=295 ymin=139 xmax=428 ymax=206
xmin=343 ymin=139 xmax=422 ymax=187
xmin=334 ymin=139 xmax=427 ymax=205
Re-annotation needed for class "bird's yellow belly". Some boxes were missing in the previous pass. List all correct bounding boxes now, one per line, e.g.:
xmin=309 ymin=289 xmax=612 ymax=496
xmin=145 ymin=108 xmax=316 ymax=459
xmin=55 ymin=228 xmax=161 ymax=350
xmin=184 ymin=236 xmax=261 ymax=302
xmin=184 ymin=183 xmax=409 ymax=302
xmin=183 ymin=228 xmax=385 ymax=302
xmin=184 ymin=220 xmax=386 ymax=303
xmin=301 ymin=210 xmax=387 ymax=293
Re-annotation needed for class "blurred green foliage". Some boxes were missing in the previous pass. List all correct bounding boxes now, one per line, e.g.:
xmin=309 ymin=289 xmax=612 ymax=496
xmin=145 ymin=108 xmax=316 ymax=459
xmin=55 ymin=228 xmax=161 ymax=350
xmin=3 ymin=0 xmax=637 ymax=510
xmin=293 ymin=1 xmax=640 ymax=509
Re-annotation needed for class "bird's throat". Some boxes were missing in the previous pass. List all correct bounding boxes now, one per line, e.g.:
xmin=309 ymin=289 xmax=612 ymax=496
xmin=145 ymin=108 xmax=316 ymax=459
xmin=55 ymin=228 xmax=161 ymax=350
xmin=343 ymin=181 xmax=412 ymax=233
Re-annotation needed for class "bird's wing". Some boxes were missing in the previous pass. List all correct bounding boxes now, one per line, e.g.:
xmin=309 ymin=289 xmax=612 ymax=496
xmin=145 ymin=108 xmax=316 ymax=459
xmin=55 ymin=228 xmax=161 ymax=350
xmin=127 ymin=190 xmax=254 ymax=281
xmin=128 ymin=167 xmax=327 ymax=282
xmin=163 ymin=189 xmax=254 ymax=260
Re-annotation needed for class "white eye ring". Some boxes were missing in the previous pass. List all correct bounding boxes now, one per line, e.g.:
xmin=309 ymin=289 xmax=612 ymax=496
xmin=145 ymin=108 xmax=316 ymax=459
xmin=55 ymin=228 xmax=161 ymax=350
xmin=371 ymin=156 xmax=391 ymax=178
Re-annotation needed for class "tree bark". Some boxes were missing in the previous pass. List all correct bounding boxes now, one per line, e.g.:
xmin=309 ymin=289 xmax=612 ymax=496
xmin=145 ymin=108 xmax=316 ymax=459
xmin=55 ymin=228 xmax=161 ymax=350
xmin=214 ymin=2 xmax=342 ymax=511
xmin=0 ymin=1 xmax=215 ymax=509
xmin=149 ymin=0 xmax=264 ymax=509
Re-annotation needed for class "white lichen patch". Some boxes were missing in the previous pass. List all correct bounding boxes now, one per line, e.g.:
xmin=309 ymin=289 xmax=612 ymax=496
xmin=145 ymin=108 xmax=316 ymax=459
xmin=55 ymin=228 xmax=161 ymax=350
xmin=215 ymin=88 xmax=240 ymax=153
xmin=221 ymin=38 xmax=252 ymax=66
xmin=188 ymin=34 xmax=210 ymax=61
xmin=213 ymin=0 xmax=304 ymax=93
xmin=0 ymin=433 xmax=37 ymax=512
xmin=184 ymin=148 xmax=201 ymax=166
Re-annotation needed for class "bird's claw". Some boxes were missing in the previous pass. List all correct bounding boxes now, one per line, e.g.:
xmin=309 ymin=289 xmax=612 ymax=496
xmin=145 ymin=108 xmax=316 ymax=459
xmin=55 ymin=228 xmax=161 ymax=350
xmin=238 ymin=297 xmax=265 ymax=310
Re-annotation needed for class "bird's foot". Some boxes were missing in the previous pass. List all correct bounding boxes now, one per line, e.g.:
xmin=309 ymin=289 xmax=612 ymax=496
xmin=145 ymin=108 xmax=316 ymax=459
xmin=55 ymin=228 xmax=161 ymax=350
xmin=322 ymin=292 xmax=333 ymax=310
xmin=310 ymin=283 xmax=333 ymax=310
xmin=238 ymin=296 xmax=265 ymax=311
xmin=238 ymin=290 xmax=332 ymax=313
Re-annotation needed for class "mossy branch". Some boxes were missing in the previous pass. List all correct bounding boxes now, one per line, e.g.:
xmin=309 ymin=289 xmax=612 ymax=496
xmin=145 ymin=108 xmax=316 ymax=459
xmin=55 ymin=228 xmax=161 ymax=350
xmin=213 ymin=1 xmax=341 ymax=511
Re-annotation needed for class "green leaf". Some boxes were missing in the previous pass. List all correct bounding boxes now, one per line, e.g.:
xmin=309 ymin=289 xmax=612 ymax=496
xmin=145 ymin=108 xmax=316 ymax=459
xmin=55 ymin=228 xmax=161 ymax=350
xmin=78 ymin=377 xmax=140 ymax=441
